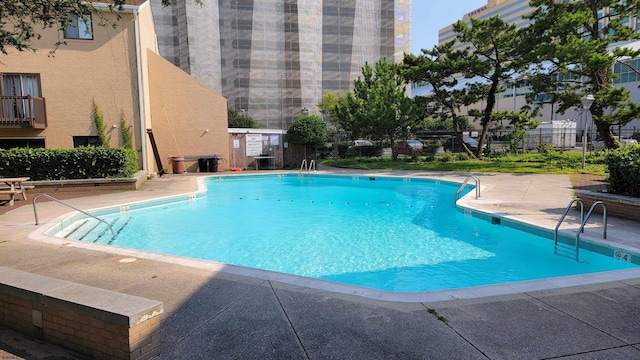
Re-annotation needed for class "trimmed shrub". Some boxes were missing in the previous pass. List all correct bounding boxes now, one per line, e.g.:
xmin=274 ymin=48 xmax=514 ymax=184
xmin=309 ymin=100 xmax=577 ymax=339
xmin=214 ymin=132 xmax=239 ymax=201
xmin=0 ymin=147 xmax=138 ymax=180
xmin=605 ymin=145 xmax=640 ymax=197
xmin=438 ymin=152 xmax=456 ymax=162
xmin=347 ymin=145 xmax=380 ymax=157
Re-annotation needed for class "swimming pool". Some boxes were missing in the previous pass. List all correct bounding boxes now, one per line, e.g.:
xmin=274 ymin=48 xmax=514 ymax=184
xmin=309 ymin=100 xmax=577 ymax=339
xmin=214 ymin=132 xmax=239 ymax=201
xmin=48 ymin=174 xmax=637 ymax=293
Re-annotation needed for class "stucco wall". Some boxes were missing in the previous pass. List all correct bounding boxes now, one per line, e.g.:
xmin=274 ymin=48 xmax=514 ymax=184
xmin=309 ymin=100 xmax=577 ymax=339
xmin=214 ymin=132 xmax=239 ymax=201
xmin=147 ymin=51 xmax=229 ymax=173
xmin=1 ymin=11 xmax=140 ymax=150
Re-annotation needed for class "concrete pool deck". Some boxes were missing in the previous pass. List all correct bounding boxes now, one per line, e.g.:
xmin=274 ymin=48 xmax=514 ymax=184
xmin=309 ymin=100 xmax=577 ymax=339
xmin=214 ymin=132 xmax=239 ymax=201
xmin=1 ymin=170 xmax=640 ymax=359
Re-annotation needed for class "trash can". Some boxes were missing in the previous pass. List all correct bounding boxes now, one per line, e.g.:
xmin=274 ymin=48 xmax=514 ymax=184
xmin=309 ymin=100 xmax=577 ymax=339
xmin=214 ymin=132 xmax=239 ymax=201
xmin=208 ymin=157 xmax=219 ymax=172
xmin=198 ymin=158 xmax=208 ymax=172
xmin=171 ymin=156 xmax=185 ymax=174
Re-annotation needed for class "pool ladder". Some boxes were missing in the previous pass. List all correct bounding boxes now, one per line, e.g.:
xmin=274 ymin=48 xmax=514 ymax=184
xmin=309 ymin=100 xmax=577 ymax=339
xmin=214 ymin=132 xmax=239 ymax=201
xmin=299 ymin=159 xmax=316 ymax=173
xmin=454 ymin=175 xmax=480 ymax=203
xmin=554 ymin=198 xmax=607 ymax=262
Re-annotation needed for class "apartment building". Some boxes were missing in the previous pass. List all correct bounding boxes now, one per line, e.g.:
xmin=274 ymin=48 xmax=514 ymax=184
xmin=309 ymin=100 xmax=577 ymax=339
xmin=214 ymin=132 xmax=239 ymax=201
xmin=0 ymin=0 xmax=229 ymax=174
xmin=149 ymin=0 xmax=411 ymax=129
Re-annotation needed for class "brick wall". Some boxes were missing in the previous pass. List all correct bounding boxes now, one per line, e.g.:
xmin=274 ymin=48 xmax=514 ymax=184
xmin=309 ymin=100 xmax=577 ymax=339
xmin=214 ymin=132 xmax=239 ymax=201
xmin=0 ymin=267 xmax=163 ymax=360
xmin=576 ymin=191 xmax=640 ymax=222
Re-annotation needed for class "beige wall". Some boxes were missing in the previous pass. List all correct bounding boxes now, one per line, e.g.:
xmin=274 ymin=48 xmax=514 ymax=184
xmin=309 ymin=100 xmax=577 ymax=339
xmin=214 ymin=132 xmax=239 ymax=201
xmin=1 ymin=3 xmax=230 ymax=175
xmin=0 ymin=11 xmax=140 ymax=150
xmin=147 ymin=51 xmax=229 ymax=173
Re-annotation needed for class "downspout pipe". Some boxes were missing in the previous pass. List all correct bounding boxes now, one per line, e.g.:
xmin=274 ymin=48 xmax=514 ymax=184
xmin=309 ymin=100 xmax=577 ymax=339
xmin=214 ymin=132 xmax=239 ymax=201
xmin=133 ymin=7 xmax=148 ymax=172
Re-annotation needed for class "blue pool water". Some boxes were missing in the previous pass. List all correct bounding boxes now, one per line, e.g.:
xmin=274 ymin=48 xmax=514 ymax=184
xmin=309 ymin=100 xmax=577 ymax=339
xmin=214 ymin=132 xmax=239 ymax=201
xmin=56 ymin=174 xmax=637 ymax=292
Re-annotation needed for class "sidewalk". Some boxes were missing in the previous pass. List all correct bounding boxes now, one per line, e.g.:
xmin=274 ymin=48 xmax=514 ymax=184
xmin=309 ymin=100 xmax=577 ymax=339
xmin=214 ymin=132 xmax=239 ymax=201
xmin=1 ymin=171 xmax=639 ymax=359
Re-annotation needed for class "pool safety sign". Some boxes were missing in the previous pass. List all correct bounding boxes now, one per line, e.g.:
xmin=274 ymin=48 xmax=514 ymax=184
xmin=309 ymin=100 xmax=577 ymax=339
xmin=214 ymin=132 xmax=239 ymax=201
xmin=245 ymin=134 xmax=262 ymax=156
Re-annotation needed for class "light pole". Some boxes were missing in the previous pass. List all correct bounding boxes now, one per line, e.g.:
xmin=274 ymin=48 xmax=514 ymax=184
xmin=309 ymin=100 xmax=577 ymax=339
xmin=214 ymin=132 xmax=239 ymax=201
xmin=581 ymin=94 xmax=595 ymax=169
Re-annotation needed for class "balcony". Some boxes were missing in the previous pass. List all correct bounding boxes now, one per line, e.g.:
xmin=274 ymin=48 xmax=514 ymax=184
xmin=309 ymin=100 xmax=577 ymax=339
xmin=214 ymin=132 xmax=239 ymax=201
xmin=0 ymin=95 xmax=47 ymax=129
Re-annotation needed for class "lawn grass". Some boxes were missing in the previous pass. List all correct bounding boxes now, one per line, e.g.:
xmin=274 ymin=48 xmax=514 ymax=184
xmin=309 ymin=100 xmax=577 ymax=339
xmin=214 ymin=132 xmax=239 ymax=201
xmin=319 ymin=150 xmax=608 ymax=176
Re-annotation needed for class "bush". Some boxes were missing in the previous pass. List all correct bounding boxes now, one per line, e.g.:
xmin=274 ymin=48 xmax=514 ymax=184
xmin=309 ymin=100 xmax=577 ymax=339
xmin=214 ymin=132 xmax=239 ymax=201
xmin=438 ymin=152 xmax=456 ymax=162
xmin=0 ymin=147 xmax=138 ymax=180
xmin=421 ymin=139 xmax=442 ymax=156
xmin=346 ymin=145 xmax=380 ymax=157
xmin=605 ymin=145 xmax=640 ymax=197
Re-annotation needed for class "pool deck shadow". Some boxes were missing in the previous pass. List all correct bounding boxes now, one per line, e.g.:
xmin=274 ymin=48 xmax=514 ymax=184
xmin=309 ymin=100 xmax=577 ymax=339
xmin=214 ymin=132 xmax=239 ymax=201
xmin=1 ymin=170 xmax=640 ymax=359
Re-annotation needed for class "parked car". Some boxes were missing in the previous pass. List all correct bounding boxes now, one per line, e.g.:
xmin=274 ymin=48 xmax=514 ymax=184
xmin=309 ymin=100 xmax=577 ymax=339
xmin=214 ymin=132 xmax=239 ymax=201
xmin=353 ymin=139 xmax=373 ymax=147
xmin=442 ymin=137 xmax=482 ymax=152
xmin=396 ymin=140 xmax=423 ymax=154
xmin=621 ymin=137 xmax=638 ymax=146
xmin=589 ymin=136 xmax=638 ymax=150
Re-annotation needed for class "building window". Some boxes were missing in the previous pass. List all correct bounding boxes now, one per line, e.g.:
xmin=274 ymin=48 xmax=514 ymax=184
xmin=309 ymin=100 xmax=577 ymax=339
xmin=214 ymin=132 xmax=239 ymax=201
xmin=73 ymin=136 xmax=101 ymax=148
xmin=0 ymin=138 xmax=45 ymax=150
xmin=64 ymin=15 xmax=93 ymax=40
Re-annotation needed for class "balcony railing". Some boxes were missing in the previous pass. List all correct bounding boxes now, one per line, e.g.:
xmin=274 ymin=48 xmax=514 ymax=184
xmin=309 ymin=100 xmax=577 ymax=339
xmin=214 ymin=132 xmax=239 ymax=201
xmin=0 ymin=95 xmax=47 ymax=129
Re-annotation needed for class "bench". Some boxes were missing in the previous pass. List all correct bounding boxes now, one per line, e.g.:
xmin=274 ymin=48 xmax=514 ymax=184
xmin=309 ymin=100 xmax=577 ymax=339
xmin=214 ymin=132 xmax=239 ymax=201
xmin=0 ymin=185 xmax=33 ymax=205
xmin=0 ymin=189 xmax=22 ymax=206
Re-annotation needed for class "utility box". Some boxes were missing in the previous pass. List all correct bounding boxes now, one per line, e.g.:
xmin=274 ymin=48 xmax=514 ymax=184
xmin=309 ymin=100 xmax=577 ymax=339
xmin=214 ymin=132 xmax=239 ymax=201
xmin=526 ymin=120 xmax=577 ymax=149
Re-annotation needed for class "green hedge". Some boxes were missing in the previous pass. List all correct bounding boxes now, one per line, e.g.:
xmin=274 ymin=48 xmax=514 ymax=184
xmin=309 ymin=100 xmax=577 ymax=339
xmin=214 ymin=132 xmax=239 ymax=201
xmin=0 ymin=147 xmax=138 ymax=180
xmin=605 ymin=144 xmax=640 ymax=198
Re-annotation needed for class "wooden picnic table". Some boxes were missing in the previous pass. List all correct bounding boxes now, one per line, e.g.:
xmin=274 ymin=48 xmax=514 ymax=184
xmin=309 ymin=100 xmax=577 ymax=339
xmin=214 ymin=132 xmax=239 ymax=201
xmin=0 ymin=177 xmax=32 ymax=206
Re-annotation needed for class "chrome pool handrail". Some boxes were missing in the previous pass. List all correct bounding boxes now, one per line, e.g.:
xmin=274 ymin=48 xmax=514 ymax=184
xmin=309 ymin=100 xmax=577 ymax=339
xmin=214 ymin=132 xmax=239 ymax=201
xmin=454 ymin=175 xmax=480 ymax=203
xmin=32 ymin=193 xmax=114 ymax=235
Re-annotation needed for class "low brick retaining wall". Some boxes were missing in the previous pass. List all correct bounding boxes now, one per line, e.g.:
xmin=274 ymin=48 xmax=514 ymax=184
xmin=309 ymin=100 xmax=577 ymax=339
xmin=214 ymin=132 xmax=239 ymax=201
xmin=25 ymin=171 xmax=148 ymax=192
xmin=575 ymin=190 xmax=640 ymax=222
xmin=0 ymin=267 xmax=163 ymax=360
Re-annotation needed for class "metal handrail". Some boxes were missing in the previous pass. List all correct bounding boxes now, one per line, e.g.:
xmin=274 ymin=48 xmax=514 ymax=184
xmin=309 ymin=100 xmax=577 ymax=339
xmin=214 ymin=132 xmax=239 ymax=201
xmin=454 ymin=175 xmax=480 ymax=203
xmin=32 ymin=194 xmax=113 ymax=235
xmin=299 ymin=159 xmax=316 ymax=173
xmin=554 ymin=198 xmax=584 ymax=258
xmin=575 ymin=201 xmax=608 ymax=262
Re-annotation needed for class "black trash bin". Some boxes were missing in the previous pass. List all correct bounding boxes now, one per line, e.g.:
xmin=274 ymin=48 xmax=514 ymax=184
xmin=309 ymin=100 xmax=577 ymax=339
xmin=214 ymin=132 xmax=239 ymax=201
xmin=198 ymin=158 xmax=208 ymax=172
xmin=208 ymin=157 xmax=219 ymax=172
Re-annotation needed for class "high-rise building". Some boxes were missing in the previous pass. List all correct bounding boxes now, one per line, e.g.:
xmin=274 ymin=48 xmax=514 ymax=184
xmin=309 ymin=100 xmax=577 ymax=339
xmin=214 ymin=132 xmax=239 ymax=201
xmin=438 ymin=0 xmax=533 ymax=49
xmin=150 ymin=0 xmax=411 ymax=129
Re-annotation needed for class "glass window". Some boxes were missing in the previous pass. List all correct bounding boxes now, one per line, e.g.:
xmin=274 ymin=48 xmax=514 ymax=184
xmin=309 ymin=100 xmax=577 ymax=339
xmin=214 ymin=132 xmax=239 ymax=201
xmin=73 ymin=136 xmax=101 ymax=148
xmin=0 ymin=138 xmax=45 ymax=150
xmin=64 ymin=15 xmax=93 ymax=40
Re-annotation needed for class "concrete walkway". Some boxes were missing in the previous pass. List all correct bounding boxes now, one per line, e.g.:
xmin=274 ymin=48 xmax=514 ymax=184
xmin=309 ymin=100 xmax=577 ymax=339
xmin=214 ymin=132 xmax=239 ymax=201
xmin=1 ymin=170 xmax=640 ymax=359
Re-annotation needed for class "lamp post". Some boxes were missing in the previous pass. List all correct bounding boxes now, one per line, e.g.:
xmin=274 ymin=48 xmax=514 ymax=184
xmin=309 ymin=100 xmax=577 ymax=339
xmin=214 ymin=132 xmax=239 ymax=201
xmin=581 ymin=94 xmax=595 ymax=168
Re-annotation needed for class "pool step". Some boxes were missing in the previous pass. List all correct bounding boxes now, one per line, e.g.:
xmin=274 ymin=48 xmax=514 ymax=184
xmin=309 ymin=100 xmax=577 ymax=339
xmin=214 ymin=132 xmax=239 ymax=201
xmin=554 ymin=241 xmax=579 ymax=260
xmin=62 ymin=217 xmax=129 ymax=244
xmin=63 ymin=219 xmax=107 ymax=242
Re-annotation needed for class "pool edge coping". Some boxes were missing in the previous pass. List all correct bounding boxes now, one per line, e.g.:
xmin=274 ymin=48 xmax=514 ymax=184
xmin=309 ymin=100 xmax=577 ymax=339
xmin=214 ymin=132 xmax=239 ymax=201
xmin=27 ymin=172 xmax=640 ymax=303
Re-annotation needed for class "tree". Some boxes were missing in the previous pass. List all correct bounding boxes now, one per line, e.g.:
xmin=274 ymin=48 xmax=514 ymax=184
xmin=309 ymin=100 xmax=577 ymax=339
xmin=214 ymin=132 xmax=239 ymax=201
xmin=228 ymin=108 xmax=257 ymax=128
xmin=403 ymin=42 xmax=482 ymax=155
xmin=334 ymin=59 xmax=418 ymax=161
xmin=0 ymin=0 xmax=194 ymax=54
xmin=317 ymin=92 xmax=346 ymax=128
xmin=522 ymin=0 xmax=640 ymax=149
xmin=451 ymin=16 xmax=526 ymax=156
xmin=286 ymin=114 xmax=327 ymax=161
